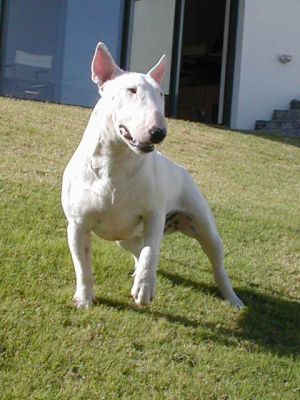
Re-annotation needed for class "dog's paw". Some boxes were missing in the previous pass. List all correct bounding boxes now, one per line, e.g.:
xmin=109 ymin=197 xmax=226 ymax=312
xmin=225 ymin=292 xmax=245 ymax=309
xmin=131 ymin=274 xmax=156 ymax=306
xmin=230 ymin=297 xmax=245 ymax=309
xmin=73 ymin=292 xmax=95 ymax=309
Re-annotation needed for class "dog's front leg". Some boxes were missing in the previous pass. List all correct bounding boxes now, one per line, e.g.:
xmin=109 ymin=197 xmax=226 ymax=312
xmin=67 ymin=221 xmax=95 ymax=309
xmin=131 ymin=212 xmax=164 ymax=306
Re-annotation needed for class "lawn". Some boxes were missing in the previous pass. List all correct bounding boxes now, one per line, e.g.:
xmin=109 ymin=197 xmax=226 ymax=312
xmin=0 ymin=97 xmax=299 ymax=399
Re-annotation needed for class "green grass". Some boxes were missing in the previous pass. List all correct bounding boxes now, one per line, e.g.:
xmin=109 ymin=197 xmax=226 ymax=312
xmin=0 ymin=97 xmax=299 ymax=399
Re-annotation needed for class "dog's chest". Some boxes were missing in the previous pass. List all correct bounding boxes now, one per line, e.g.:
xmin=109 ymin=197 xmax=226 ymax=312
xmin=89 ymin=179 xmax=145 ymax=241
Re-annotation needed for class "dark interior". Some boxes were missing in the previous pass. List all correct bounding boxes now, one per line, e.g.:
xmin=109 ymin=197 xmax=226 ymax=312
xmin=178 ymin=0 xmax=226 ymax=123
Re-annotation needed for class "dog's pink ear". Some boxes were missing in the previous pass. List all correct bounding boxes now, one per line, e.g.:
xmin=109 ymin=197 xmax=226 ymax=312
xmin=91 ymin=42 xmax=123 ymax=87
xmin=148 ymin=55 xmax=167 ymax=86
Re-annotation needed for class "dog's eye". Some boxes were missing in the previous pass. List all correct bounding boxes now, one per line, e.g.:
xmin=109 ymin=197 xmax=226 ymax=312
xmin=160 ymin=91 xmax=163 ymax=97
xmin=128 ymin=87 xmax=137 ymax=94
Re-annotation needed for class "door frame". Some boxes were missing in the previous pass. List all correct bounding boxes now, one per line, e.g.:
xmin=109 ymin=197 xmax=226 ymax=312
xmin=220 ymin=0 xmax=239 ymax=126
xmin=218 ymin=0 xmax=231 ymax=124
xmin=169 ymin=0 xmax=185 ymax=117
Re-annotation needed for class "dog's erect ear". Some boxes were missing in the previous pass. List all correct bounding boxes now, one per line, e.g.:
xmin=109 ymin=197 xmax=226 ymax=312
xmin=148 ymin=55 xmax=167 ymax=86
xmin=91 ymin=42 xmax=123 ymax=87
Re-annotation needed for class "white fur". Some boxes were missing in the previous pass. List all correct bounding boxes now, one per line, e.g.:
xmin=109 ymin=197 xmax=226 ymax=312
xmin=61 ymin=43 xmax=244 ymax=309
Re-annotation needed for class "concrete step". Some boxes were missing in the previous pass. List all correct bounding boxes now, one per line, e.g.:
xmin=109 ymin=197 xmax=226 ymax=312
xmin=290 ymin=99 xmax=300 ymax=110
xmin=273 ymin=109 xmax=300 ymax=120
xmin=255 ymin=99 xmax=300 ymax=137
xmin=256 ymin=119 xmax=300 ymax=130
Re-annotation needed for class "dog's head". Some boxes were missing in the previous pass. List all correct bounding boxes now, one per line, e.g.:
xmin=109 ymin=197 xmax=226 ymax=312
xmin=91 ymin=42 xmax=167 ymax=154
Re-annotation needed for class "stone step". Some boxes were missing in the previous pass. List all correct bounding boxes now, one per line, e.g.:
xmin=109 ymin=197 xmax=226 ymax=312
xmin=273 ymin=109 xmax=300 ymax=120
xmin=290 ymin=99 xmax=300 ymax=110
xmin=256 ymin=119 xmax=300 ymax=131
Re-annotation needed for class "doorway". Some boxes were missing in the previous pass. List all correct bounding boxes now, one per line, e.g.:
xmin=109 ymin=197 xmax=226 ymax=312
xmin=177 ymin=0 xmax=227 ymax=123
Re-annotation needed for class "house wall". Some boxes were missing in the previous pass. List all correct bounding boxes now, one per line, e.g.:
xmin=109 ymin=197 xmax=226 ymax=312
xmin=231 ymin=0 xmax=300 ymax=130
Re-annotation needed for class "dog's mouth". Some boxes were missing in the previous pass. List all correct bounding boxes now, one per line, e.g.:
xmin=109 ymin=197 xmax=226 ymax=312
xmin=119 ymin=124 xmax=154 ymax=153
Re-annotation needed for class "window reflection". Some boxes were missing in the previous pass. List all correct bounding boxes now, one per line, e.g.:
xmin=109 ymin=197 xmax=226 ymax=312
xmin=1 ymin=0 xmax=125 ymax=107
xmin=2 ymin=0 xmax=63 ymax=102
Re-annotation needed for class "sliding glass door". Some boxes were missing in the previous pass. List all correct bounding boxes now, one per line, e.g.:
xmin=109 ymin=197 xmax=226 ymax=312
xmin=129 ymin=0 xmax=176 ymax=95
xmin=0 ymin=0 xmax=125 ymax=107
xmin=1 ymin=0 xmax=65 ymax=102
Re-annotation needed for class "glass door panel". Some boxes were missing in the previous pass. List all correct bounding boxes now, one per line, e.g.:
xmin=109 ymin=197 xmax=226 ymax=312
xmin=0 ymin=0 xmax=125 ymax=107
xmin=0 ymin=0 xmax=65 ymax=102
xmin=129 ymin=0 xmax=176 ymax=95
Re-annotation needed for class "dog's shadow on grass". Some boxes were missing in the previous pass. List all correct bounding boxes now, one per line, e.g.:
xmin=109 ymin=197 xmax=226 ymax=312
xmin=95 ymin=295 xmax=200 ymax=328
xmin=159 ymin=270 xmax=300 ymax=358
xmin=96 ymin=269 xmax=299 ymax=358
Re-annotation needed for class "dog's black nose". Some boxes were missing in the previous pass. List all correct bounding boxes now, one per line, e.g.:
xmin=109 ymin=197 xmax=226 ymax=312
xmin=149 ymin=128 xmax=167 ymax=144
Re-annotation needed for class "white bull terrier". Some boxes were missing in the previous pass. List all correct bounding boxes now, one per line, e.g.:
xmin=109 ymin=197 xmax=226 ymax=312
xmin=61 ymin=42 xmax=244 ymax=309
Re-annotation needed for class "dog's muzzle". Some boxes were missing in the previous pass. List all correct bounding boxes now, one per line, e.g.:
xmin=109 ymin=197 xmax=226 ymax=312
xmin=119 ymin=124 xmax=166 ymax=153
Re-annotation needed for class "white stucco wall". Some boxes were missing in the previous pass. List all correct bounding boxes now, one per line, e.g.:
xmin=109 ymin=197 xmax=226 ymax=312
xmin=231 ymin=0 xmax=300 ymax=130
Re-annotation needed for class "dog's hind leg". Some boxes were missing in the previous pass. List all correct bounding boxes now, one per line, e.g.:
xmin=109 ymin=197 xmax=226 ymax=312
xmin=180 ymin=180 xmax=244 ymax=308
xmin=67 ymin=221 xmax=95 ymax=309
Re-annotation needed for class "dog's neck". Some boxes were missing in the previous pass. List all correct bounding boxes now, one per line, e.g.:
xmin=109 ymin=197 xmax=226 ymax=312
xmin=83 ymin=101 xmax=149 ymax=183
xmin=92 ymin=140 xmax=146 ymax=183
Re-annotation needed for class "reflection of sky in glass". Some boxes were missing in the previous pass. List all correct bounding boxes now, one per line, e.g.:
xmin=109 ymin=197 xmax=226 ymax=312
xmin=1 ymin=0 xmax=125 ymax=107
xmin=61 ymin=0 xmax=125 ymax=106
xmin=130 ymin=0 xmax=176 ymax=95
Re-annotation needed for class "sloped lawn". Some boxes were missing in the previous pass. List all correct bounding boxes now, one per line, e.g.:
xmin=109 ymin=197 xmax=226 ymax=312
xmin=0 ymin=97 xmax=299 ymax=399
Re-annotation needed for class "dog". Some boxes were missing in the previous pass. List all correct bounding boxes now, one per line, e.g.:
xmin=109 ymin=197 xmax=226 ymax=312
xmin=61 ymin=42 xmax=244 ymax=309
